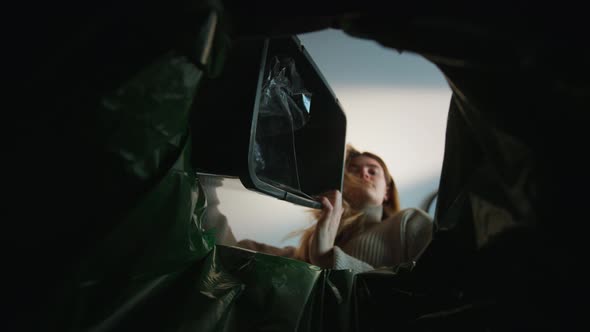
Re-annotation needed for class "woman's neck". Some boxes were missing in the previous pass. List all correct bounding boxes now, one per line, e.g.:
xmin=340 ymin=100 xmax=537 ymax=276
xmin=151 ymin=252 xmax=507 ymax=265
xmin=359 ymin=205 xmax=383 ymax=223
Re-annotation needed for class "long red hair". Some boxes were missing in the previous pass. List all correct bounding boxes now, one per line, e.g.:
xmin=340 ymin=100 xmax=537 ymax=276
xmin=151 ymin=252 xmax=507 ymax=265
xmin=294 ymin=144 xmax=400 ymax=262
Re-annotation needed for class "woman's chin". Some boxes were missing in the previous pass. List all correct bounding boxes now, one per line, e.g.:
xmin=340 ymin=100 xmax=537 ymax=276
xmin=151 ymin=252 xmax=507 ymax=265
xmin=346 ymin=195 xmax=380 ymax=210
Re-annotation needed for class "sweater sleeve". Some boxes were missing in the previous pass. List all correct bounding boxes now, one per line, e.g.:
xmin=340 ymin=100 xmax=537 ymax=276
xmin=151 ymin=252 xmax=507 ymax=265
xmin=400 ymin=208 xmax=434 ymax=263
xmin=332 ymin=245 xmax=375 ymax=273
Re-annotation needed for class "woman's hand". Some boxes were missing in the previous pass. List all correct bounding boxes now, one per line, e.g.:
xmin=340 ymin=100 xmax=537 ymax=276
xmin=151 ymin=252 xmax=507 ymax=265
xmin=309 ymin=190 xmax=344 ymax=268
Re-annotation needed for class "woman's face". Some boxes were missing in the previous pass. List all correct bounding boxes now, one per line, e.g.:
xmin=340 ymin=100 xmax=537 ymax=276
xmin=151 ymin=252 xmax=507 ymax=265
xmin=344 ymin=155 xmax=389 ymax=209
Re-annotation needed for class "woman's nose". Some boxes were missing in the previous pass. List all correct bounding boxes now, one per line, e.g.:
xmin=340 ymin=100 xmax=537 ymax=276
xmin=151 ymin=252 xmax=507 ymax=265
xmin=362 ymin=168 xmax=371 ymax=180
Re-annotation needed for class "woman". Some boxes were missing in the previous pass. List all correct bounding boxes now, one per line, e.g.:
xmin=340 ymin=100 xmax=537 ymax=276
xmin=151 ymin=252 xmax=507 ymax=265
xmin=292 ymin=145 xmax=433 ymax=273
xmin=235 ymin=145 xmax=433 ymax=273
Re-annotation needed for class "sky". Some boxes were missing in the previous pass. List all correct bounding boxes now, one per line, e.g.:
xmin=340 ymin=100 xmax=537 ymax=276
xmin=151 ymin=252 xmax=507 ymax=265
xmin=211 ymin=29 xmax=452 ymax=247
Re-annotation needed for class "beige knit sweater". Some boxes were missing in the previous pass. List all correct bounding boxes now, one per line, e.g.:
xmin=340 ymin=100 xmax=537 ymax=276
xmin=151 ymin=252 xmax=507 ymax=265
xmin=332 ymin=208 xmax=433 ymax=274
xmin=234 ymin=208 xmax=433 ymax=274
